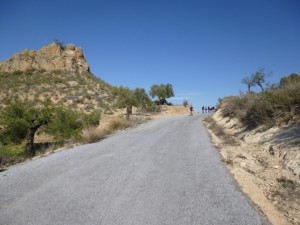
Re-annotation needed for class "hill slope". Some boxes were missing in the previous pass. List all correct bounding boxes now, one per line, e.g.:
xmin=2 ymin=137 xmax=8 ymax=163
xmin=0 ymin=43 xmax=115 ymax=113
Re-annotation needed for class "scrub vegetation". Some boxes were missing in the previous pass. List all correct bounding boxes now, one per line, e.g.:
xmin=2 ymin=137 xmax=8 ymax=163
xmin=0 ymin=69 xmax=175 ymax=169
xmin=218 ymin=72 xmax=300 ymax=129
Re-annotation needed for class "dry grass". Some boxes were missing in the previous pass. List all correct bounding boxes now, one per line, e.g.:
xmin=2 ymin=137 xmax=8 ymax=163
xmin=82 ymin=127 xmax=106 ymax=144
xmin=203 ymin=115 xmax=238 ymax=145
xmin=106 ymin=117 xmax=130 ymax=133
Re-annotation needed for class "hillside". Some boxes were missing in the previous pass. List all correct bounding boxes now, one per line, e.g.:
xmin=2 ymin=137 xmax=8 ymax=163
xmin=0 ymin=43 xmax=115 ymax=114
xmin=0 ymin=43 xmax=190 ymax=169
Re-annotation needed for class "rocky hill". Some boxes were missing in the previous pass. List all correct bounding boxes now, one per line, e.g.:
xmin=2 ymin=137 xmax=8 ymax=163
xmin=0 ymin=42 xmax=90 ymax=74
xmin=0 ymin=43 xmax=114 ymax=113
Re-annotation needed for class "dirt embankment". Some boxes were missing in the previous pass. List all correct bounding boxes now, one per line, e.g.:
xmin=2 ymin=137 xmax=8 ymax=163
xmin=204 ymin=110 xmax=300 ymax=225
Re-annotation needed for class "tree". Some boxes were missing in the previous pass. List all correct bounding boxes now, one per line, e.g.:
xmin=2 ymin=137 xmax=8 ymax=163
xmin=0 ymin=102 xmax=88 ymax=156
xmin=25 ymin=104 xmax=53 ymax=155
xmin=0 ymin=102 xmax=32 ymax=145
xmin=113 ymin=86 xmax=137 ymax=119
xmin=133 ymin=88 xmax=151 ymax=109
xmin=242 ymin=76 xmax=255 ymax=93
xmin=149 ymin=83 xmax=174 ymax=104
xmin=183 ymin=99 xmax=189 ymax=107
xmin=252 ymin=68 xmax=271 ymax=91
xmin=46 ymin=106 xmax=83 ymax=142
xmin=0 ymin=102 xmax=52 ymax=155
xmin=53 ymin=39 xmax=65 ymax=49
xmin=242 ymin=68 xmax=271 ymax=92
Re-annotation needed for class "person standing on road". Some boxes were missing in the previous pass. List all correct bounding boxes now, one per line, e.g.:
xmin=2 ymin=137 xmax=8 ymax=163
xmin=190 ymin=105 xmax=194 ymax=116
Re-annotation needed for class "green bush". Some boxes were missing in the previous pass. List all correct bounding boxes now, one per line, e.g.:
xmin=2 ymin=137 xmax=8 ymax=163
xmin=46 ymin=107 xmax=83 ymax=141
xmin=0 ymin=103 xmax=31 ymax=144
xmin=82 ymin=111 xmax=100 ymax=127
xmin=144 ymin=102 xmax=159 ymax=113
xmin=0 ymin=144 xmax=25 ymax=167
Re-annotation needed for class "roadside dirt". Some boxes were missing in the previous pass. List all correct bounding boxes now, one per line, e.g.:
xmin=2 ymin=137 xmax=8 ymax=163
xmin=204 ymin=110 xmax=300 ymax=225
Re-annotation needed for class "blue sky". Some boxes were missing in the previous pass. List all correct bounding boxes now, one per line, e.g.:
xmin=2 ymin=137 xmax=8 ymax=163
xmin=1 ymin=0 xmax=299 ymax=111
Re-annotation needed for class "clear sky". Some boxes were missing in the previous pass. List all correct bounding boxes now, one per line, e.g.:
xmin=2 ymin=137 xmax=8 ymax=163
xmin=1 ymin=0 xmax=299 ymax=111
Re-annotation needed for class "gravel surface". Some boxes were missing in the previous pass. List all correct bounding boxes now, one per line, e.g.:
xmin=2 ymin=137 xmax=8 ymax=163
xmin=0 ymin=115 xmax=270 ymax=225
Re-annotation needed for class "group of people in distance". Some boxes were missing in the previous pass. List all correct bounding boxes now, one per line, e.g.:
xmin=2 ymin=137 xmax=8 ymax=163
xmin=202 ymin=106 xmax=215 ymax=113
xmin=189 ymin=105 xmax=215 ymax=116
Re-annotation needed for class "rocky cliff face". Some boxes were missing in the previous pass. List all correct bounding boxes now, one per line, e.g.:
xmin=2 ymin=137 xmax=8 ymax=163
xmin=0 ymin=43 xmax=90 ymax=74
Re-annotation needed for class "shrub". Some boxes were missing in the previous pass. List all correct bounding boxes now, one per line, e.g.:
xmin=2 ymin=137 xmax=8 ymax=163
xmin=220 ymin=96 xmax=245 ymax=118
xmin=285 ymin=82 xmax=300 ymax=105
xmin=241 ymin=94 xmax=275 ymax=129
xmin=107 ymin=117 xmax=130 ymax=132
xmin=82 ymin=127 xmax=104 ymax=144
xmin=144 ymin=102 xmax=159 ymax=113
xmin=219 ymin=78 xmax=300 ymax=129
xmin=183 ymin=99 xmax=188 ymax=107
xmin=82 ymin=111 xmax=100 ymax=127
xmin=0 ymin=144 xmax=25 ymax=168
xmin=0 ymin=102 xmax=31 ymax=144
xmin=46 ymin=107 xmax=83 ymax=141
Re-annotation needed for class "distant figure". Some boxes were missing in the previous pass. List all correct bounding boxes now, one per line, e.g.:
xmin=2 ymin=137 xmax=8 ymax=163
xmin=190 ymin=105 xmax=194 ymax=116
xmin=126 ymin=106 xmax=132 ymax=120
xmin=202 ymin=106 xmax=205 ymax=114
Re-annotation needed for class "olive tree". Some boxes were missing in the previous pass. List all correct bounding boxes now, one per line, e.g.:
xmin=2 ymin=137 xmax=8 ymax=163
xmin=242 ymin=76 xmax=255 ymax=93
xmin=0 ymin=102 xmax=51 ymax=155
xmin=149 ymin=83 xmax=174 ymax=105
xmin=113 ymin=86 xmax=137 ymax=119
xmin=133 ymin=88 xmax=152 ymax=109
xmin=0 ymin=102 xmax=87 ymax=156
xmin=242 ymin=68 xmax=271 ymax=92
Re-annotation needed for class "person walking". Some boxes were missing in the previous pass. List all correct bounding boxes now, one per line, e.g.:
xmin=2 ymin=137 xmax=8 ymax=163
xmin=190 ymin=105 xmax=194 ymax=116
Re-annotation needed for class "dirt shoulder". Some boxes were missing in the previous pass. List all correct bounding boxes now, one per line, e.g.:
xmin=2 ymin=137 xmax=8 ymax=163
xmin=203 ymin=110 xmax=300 ymax=225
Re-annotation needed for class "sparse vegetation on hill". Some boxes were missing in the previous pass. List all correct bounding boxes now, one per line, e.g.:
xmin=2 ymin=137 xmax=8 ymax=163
xmin=0 ymin=43 xmax=179 ymax=171
xmin=0 ymin=70 xmax=113 ymax=113
xmin=218 ymin=73 xmax=300 ymax=129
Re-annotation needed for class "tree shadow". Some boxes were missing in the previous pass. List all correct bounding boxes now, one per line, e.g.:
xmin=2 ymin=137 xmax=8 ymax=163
xmin=33 ymin=141 xmax=65 ymax=154
xmin=271 ymin=124 xmax=300 ymax=146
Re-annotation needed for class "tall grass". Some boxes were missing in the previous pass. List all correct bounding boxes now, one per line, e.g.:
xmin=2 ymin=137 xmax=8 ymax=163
xmin=107 ymin=117 xmax=130 ymax=132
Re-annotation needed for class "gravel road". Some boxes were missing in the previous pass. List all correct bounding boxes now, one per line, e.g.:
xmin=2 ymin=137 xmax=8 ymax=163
xmin=0 ymin=115 xmax=269 ymax=225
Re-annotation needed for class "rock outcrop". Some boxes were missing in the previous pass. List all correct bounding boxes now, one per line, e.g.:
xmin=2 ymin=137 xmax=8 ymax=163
xmin=0 ymin=43 xmax=90 ymax=74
